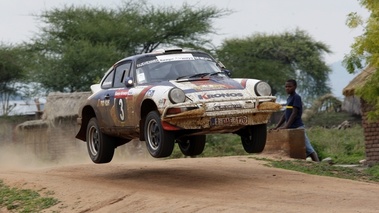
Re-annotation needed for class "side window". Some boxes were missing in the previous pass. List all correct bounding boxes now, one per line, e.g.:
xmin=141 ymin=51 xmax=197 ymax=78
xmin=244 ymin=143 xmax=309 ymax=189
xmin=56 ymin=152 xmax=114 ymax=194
xmin=102 ymin=70 xmax=114 ymax=89
xmin=114 ymin=62 xmax=132 ymax=88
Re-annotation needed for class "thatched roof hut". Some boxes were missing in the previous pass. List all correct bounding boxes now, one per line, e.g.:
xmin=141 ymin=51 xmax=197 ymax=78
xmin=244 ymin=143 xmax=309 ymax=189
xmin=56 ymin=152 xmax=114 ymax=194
xmin=42 ymin=92 xmax=91 ymax=123
xmin=17 ymin=92 xmax=91 ymax=130
xmin=342 ymin=66 xmax=379 ymax=166
xmin=14 ymin=92 xmax=91 ymax=161
xmin=343 ymin=66 xmax=375 ymax=96
xmin=342 ymin=67 xmax=376 ymax=115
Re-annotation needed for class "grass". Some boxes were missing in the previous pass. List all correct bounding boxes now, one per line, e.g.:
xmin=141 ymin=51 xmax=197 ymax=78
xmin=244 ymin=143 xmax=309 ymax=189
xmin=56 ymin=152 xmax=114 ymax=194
xmin=0 ymin=180 xmax=59 ymax=213
xmin=172 ymin=124 xmax=366 ymax=164
xmin=263 ymin=158 xmax=379 ymax=183
xmin=171 ymin=124 xmax=379 ymax=183
xmin=307 ymin=125 xmax=365 ymax=164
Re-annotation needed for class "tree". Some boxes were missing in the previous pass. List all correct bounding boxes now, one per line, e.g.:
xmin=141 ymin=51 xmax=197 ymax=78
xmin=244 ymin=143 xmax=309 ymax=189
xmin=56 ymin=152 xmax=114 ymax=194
xmin=0 ymin=44 xmax=26 ymax=116
xmin=27 ymin=0 xmax=230 ymax=92
xmin=344 ymin=0 xmax=379 ymax=120
xmin=216 ymin=29 xmax=332 ymax=103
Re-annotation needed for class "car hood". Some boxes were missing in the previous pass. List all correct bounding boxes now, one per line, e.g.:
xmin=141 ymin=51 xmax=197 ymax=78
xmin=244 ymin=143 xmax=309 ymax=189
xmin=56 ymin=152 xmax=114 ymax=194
xmin=169 ymin=77 xmax=258 ymax=101
xmin=173 ymin=76 xmax=244 ymax=90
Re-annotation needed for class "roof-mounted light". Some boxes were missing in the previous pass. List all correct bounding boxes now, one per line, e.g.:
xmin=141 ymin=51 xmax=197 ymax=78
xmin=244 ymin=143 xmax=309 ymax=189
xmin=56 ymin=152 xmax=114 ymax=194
xmin=153 ymin=48 xmax=183 ymax=53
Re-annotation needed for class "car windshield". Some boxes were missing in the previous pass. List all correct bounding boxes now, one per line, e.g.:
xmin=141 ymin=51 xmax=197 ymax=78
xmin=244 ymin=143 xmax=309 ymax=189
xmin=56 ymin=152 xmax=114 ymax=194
xmin=135 ymin=53 xmax=222 ymax=84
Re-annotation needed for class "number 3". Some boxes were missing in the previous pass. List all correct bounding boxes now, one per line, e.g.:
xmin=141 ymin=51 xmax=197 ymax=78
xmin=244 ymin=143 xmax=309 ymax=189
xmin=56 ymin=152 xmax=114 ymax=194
xmin=117 ymin=98 xmax=126 ymax=121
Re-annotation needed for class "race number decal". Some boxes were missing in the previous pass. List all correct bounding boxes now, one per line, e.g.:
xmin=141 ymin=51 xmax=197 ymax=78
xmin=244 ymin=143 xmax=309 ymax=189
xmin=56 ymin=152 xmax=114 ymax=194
xmin=116 ymin=98 xmax=127 ymax=121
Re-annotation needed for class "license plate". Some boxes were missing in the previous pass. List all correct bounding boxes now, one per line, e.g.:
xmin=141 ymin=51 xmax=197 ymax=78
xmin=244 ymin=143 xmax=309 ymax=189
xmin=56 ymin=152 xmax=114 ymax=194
xmin=210 ymin=116 xmax=248 ymax=126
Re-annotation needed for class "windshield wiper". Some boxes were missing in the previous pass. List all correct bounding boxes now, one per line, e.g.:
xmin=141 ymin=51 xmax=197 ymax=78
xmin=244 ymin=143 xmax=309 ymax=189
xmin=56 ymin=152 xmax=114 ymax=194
xmin=189 ymin=72 xmax=211 ymax=78
xmin=176 ymin=75 xmax=191 ymax=80
xmin=176 ymin=72 xmax=221 ymax=80
xmin=176 ymin=73 xmax=210 ymax=80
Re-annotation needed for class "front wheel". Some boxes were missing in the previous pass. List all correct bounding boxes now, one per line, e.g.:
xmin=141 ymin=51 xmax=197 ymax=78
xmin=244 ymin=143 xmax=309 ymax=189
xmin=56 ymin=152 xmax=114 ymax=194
xmin=178 ymin=135 xmax=206 ymax=156
xmin=239 ymin=124 xmax=267 ymax=153
xmin=86 ymin=117 xmax=115 ymax=163
xmin=144 ymin=111 xmax=175 ymax=158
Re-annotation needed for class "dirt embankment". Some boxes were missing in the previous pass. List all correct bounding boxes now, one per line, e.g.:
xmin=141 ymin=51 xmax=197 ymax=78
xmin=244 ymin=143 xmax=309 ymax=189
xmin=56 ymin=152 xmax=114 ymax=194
xmin=0 ymin=149 xmax=378 ymax=213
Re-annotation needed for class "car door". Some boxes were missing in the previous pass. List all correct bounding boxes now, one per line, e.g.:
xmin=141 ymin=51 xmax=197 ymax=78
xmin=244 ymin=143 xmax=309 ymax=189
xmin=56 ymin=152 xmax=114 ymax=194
xmin=94 ymin=67 xmax=116 ymax=132
xmin=107 ymin=61 xmax=133 ymax=129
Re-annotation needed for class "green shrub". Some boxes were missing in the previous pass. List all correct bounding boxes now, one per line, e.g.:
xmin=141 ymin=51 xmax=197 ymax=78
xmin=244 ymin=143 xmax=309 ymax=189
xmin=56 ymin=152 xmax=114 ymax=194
xmin=305 ymin=111 xmax=361 ymax=128
xmin=307 ymin=125 xmax=365 ymax=164
xmin=366 ymin=164 xmax=379 ymax=181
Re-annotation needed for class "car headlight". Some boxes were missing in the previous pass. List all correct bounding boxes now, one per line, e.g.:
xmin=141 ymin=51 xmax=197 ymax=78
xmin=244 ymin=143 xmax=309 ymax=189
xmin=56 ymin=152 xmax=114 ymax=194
xmin=254 ymin=81 xmax=271 ymax=96
xmin=169 ymin=88 xmax=186 ymax=103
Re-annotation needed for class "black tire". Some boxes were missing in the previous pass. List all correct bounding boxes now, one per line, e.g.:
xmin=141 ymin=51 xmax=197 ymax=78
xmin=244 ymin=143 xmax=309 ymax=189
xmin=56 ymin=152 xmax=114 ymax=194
xmin=86 ymin=117 xmax=115 ymax=163
xmin=144 ymin=111 xmax=175 ymax=158
xmin=178 ymin=135 xmax=206 ymax=156
xmin=240 ymin=124 xmax=267 ymax=153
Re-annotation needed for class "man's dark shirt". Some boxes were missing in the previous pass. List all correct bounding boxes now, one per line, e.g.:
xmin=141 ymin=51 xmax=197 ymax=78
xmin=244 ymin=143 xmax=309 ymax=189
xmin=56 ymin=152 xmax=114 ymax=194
xmin=285 ymin=92 xmax=304 ymax=128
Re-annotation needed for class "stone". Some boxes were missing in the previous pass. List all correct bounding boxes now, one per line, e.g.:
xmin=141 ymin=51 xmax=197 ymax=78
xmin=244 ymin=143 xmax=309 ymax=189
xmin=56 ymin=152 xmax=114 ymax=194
xmin=265 ymin=129 xmax=306 ymax=159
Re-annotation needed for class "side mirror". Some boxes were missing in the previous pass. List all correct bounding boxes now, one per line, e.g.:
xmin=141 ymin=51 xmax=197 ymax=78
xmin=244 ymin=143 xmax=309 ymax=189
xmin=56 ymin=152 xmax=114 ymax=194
xmin=124 ymin=77 xmax=134 ymax=87
xmin=223 ymin=69 xmax=232 ymax=77
xmin=217 ymin=61 xmax=232 ymax=77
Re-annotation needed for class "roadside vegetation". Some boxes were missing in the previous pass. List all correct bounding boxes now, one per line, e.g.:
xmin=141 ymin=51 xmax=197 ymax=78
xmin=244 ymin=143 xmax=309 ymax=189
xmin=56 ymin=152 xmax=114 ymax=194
xmin=0 ymin=180 xmax=58 ymax=212
xmin=172 ymin=125 xmax=367 ymax=165
xmin=265 ymin=158 xmax=379 ymax=183
xmin=197 ymin=124 xmax=366 ymax=165
xmin=170 ymin=112 xmax=379 ymax=183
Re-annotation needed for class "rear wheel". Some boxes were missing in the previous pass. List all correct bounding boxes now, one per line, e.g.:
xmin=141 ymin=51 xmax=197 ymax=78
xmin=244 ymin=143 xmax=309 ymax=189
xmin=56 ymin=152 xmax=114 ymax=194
xmin=239 ymin=124 xmax=267 ymax=153
xmin=144 ymin=111 xmax=175 ymax=158
xmin=178 ymin=135 xmax=206 ymax=156
xmin=86 ymin=117 xmax=115 ymax=163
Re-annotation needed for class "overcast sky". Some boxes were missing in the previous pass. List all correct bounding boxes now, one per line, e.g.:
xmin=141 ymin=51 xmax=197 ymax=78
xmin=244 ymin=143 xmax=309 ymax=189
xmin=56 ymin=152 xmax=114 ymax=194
xmin=0 ymin=0 xmax=369 ymax=63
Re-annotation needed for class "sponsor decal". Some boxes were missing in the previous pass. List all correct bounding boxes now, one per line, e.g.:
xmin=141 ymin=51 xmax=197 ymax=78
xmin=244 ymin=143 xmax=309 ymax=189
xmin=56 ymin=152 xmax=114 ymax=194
xmin=213 ymin=103 xmax=243 ymax=111
xmin=98 ymin=99 xmax=110 ymax=107
xmin=146 ymin=90 xmax=155 ymax=97
xmin=193 ymin=56 xmax=213 ymax=61
xmin=137 ymin=59 xmax=159 ymax=67
xmin=115 ymin=89 xmax=129 ymax=98
xmin=136 ymin=54 xmax=207 ymax=67
xmin=158 ymin=98 xmax=167 ymax=106
xmin=156 ymin=54 xmax=194 ymax=62
xmin=198 ymin=92 xmax=243 ymax=100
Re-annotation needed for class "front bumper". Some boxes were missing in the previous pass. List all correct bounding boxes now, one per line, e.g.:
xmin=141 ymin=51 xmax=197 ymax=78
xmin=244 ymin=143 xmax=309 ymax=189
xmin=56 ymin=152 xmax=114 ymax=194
xmin=161 ymin=96 xmax=281 ymax=131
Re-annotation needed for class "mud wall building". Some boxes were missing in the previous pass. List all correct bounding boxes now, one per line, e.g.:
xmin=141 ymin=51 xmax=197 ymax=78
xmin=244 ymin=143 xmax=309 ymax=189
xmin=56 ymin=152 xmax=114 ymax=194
xmin=343 ymin=67 xmax=379 ymax=166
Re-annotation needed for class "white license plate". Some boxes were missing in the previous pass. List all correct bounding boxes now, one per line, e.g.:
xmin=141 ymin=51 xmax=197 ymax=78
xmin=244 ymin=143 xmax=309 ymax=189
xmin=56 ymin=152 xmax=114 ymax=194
xmin=210 ymin=116 xmax=248 ymax=126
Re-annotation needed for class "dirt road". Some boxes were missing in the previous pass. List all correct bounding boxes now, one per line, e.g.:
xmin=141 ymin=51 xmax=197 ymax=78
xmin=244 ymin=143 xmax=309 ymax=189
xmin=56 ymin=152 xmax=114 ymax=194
xmin=1 ymin=153 xmax=379 ymax=213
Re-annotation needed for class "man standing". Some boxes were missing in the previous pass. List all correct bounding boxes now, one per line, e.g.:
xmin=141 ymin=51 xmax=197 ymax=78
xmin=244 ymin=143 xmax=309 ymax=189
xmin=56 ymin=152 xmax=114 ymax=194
xmin=271 ymin=79 xmax=320 ymax=162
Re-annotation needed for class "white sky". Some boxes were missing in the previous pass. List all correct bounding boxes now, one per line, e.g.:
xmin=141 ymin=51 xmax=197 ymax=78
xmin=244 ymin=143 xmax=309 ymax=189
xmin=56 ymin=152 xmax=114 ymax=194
xmin=0 ymin=0 xmax=369 ymax=63
xmin=0 ymin=0 xmax=370 ymax=97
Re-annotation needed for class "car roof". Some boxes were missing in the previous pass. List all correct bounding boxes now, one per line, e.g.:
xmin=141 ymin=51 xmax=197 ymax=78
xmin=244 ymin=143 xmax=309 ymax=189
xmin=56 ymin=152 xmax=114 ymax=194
xmin=115 ymin=48 xmax=213 ymax=64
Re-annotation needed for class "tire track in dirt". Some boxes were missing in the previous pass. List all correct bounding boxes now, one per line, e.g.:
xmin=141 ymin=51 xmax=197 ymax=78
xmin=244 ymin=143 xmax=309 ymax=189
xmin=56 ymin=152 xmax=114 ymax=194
xmin=1 ymin=156 xmax=379 ymax=213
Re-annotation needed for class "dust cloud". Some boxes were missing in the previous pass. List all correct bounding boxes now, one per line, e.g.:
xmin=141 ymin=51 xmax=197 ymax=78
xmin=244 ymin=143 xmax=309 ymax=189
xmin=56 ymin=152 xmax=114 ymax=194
xmin=0 ymin=139 xmax=154 ymax=170
xmin=0 ymin=142 xmax=87 ymax=170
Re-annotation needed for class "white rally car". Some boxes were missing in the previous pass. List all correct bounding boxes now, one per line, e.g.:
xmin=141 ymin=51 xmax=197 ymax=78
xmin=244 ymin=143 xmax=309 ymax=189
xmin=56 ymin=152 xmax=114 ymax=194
xmin=76 ymin=48 xmax=281 ymax=163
